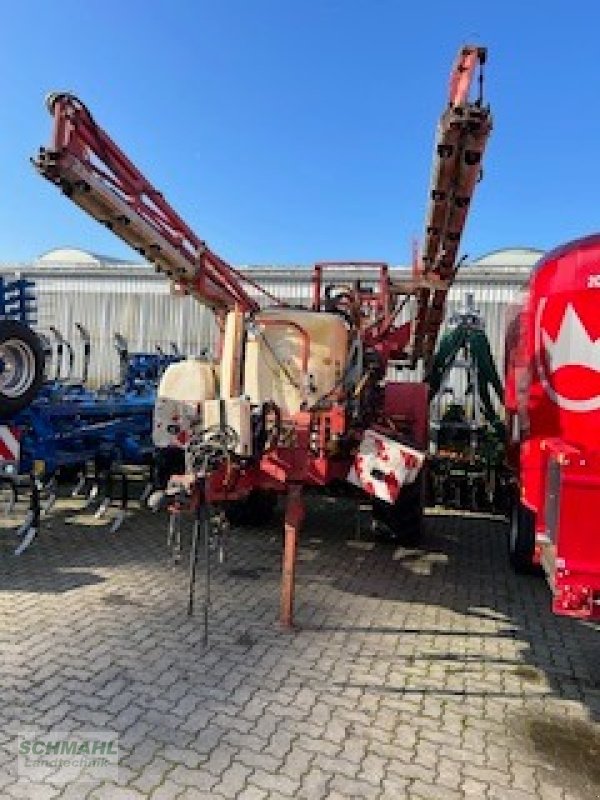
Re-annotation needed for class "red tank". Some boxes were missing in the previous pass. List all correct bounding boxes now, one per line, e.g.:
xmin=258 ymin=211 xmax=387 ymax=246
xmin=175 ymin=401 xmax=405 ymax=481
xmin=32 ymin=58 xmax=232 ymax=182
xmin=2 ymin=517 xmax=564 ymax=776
xmin=505 ymin=234 xmax=600 ymax=619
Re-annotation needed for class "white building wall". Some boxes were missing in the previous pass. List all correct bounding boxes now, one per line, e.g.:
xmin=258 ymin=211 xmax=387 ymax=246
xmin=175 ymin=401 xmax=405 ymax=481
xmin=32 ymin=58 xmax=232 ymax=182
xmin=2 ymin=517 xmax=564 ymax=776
xmin=0 ymin=260 xmax=530 ymax=388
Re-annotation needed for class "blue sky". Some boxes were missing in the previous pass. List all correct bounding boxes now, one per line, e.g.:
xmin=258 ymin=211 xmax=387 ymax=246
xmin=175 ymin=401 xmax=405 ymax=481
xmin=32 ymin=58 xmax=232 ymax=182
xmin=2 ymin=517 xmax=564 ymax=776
xmin=1 ymin=1 xmax=599 ymax=266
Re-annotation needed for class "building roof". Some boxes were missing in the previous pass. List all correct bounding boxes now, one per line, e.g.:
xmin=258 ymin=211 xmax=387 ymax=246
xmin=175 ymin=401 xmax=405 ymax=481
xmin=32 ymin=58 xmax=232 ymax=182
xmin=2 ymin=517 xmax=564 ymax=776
xmin=30 ymin=244 xmax=544 ymax=275
xmin=35 ymin=247 xmax=140 ymax=267
xmin=471 ymin=247 xmax=543 ymax=268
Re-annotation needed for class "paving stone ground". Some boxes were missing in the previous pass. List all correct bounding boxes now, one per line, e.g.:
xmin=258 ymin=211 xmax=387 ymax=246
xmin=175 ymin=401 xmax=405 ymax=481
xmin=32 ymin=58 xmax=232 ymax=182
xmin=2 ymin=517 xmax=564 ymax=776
xmin=0 ymin=492 xmax=598 ymax=799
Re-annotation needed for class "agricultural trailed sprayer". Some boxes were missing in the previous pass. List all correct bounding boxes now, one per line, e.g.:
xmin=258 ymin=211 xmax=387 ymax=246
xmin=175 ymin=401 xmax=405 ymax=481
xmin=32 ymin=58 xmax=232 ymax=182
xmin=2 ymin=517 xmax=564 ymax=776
xmin=33 ymin=45 xmax=493 ymax=628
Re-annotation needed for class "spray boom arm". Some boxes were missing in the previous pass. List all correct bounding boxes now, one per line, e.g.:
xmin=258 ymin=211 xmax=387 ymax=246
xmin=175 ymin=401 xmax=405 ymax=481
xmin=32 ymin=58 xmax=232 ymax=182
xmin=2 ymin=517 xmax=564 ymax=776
xmin=409 ymin=45 xmax=492 ymax=367
xmin=34 ymin=93 xmax=259 ymax=314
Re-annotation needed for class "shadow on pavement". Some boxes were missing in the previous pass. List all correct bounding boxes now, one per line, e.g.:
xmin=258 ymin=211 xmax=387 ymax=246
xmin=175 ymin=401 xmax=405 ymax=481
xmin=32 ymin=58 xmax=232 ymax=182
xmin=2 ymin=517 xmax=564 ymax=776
xmin=298 ymin=501 xmax=600 ymax=723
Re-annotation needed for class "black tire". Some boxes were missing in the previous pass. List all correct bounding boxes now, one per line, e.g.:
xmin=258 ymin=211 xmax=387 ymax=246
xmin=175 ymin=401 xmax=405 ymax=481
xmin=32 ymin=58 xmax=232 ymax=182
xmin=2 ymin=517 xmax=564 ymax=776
xmin=0 ymin=321 xmax=45 ymax=417
xmin=494 ymin=476 xmax=512 ymax=517
xmin=508 ymin=499 xmax=542 ymax=574
xmin=225 ymin=489 xmax=278 ymax=527
xmin=421 ymin=462 xmax=435 ymax=508
xmin=372 ymin=473 xmax=425 ymax=545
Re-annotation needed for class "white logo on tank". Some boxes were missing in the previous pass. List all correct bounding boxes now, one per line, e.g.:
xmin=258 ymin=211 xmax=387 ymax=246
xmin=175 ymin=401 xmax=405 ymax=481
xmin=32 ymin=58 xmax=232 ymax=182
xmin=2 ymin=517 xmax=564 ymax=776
xmin=542 ymin=304 xmax=600 ymax=374
xmin=536 ymin=298 xmax=600 ymax=412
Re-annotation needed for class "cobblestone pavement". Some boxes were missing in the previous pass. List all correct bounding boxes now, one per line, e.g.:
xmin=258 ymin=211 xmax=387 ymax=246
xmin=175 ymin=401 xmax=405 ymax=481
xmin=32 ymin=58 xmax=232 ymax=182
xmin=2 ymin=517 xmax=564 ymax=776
xmin=0 ymin=493 xmax=598 ymax=799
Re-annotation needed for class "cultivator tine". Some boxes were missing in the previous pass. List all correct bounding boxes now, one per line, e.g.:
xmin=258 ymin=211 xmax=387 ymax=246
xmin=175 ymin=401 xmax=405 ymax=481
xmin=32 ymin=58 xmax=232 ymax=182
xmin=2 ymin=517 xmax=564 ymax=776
xmin=106 ymin=471 xmax=129 ymax=532
xmin=41 ymin=492 xmax=57 ymax=515
xmin=75 ymin=323 xmax=91 ymax=384
xmin=40 ymin=477 xmax=57 ymax=515
xmin=49 ymin=326 xmax=64 ymax=381
xmin=15 ymin=510 xmax=34 ymax=539
xmin=71 ymin=473 xmax=87 ymax=498
xmin=94 ymin=498 xmax=110 ymax=519
xmin=140 ymin=482 xmax=153 ymax=505
xmin=14 ymin=526 xmax=37 ymax=556
xmin=63 ymin=338 xmax=75 ymax=381
xmin=109 ymin=510 xmax=126 ymax=533
xmin=14 ymin=476 xmax=41 ymax=556
xmin=83 ymin=482 xmax=99 ymax=509
xmin=113 ymin=332 xmax=129 ymax=386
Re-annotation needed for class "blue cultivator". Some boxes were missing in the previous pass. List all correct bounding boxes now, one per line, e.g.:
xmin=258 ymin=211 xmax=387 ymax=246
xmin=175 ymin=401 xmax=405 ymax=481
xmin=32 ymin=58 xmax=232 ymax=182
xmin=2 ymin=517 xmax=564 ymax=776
xmin=10 ymin=386 xmax=156 ymax=553
xmin=0 ymin=278 xmax=184 ymax=553
xmin=16 ymin=391 xmax=155 ymax=475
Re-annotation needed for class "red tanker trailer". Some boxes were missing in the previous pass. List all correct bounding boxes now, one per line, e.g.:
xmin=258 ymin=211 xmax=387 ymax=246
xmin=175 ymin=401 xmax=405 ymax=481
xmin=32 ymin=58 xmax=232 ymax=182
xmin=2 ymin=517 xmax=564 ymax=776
xmin=505 ymin=234 xmax=600 ymax=619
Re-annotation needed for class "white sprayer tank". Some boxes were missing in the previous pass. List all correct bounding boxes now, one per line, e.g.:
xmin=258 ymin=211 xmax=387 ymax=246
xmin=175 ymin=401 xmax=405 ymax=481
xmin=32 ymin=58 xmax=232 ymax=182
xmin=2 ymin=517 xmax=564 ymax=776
xmin=243 ymin=308 xmax=349 ymax=415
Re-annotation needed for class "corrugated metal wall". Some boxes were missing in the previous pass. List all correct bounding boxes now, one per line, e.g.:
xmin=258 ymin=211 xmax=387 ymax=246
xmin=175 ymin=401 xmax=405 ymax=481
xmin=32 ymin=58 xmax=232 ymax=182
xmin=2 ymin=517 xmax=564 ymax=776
xmin=0 ymin=261 xmax=529 ymax=387
xmin=0 ymin=265 xmax=218 ymax=385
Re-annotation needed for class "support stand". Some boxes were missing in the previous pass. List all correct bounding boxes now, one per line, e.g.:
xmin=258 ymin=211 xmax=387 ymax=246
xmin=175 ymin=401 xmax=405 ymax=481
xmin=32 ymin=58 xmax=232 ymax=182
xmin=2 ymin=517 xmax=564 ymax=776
xmin=280 ymin=484 xmax=304 ymax=629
